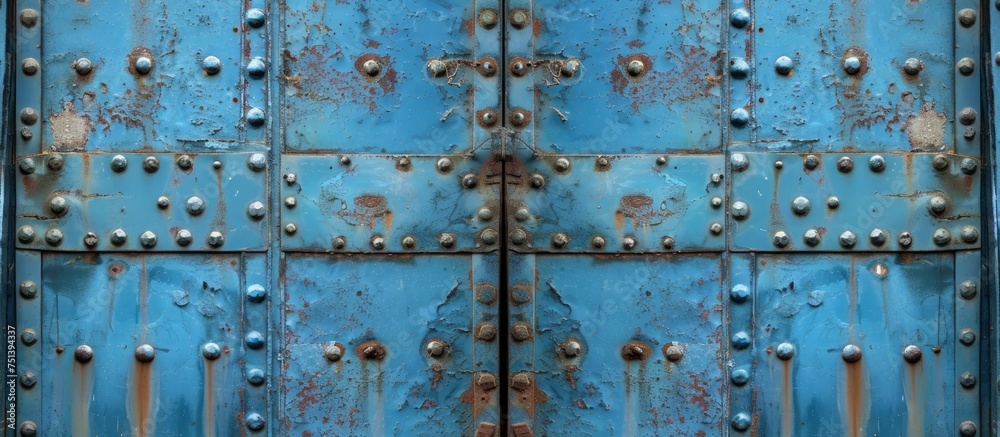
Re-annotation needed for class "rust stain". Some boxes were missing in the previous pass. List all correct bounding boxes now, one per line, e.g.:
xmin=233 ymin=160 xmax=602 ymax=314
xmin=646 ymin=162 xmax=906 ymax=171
xmin=610 ymin=48 xmax=722 ymax=114
xmin=72 ymin=361 xmax=93 ymax=437
xmin=904 ymin=102 xmax=946 ymax=150
xmin=204 ymin=359 xmax=215 ymax=437
xmin=131 ymin=361 xmax=154 ymax=437
xmin=844 ymin=361 xmax=869 ymax=437
xmin=355 ymin=340 xmax=387 ymax=361
xmin=50 ymin=102 xmax=93 ymax=151
xmin=781 ymin=360 xmax=793 ymax=437
xmin=904 ymin=361 xmax=924 ymax=436
xmin=617 ymin=194 xmax=670 ymax=229
xmin=563 ymin=365 xmax=578 ymax=390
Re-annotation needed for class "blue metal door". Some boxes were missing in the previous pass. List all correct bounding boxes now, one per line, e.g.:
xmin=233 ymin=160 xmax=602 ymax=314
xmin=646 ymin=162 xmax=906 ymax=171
xmin=4 ymin=0 xmax=994 ymax=436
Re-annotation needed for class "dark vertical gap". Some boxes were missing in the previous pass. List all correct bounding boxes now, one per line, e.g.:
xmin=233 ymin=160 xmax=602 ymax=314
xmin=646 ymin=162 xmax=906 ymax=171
xmin=3 ymin=0 xmax=18 ymax=432
xmin=497 ymin=0 xmax=510 ymax=434
xmin=978 ymin=0 xmax=995 ymax=432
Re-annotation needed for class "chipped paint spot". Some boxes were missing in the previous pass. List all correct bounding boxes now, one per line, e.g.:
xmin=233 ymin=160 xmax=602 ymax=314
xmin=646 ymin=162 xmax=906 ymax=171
xmin=904 ymin=103 xmax=946 ymax=150
xmin=50 ymin=102 xmax=93 ymax=150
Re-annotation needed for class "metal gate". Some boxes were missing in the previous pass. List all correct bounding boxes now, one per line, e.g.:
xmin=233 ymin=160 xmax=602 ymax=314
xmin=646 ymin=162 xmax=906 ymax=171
xmin=3 ymin=0 xmax=996 ymax=436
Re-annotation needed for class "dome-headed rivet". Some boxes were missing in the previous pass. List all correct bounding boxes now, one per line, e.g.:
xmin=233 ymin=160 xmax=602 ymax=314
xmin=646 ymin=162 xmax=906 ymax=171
xmin=176 ymin=154 xmax=193 ymax=170
xmin=20 ymin=329 xmax=37 ymax=346
xmin=710 ymin=223 xmax=724 ymax=235
xmin=839 ymin=231 xmax=857 ymax=248
xmin=730 ymin=284 xmax=750 ymax=303
xmin=245 ymin=413 xmax=266 ymax=431
xmin=110 ymin=155 xmax=128 ymax=172
xmin=932 ymin=154 xmax=949 ymax=171
xmin=156 ymin=196 xmax=170 ymax=209
xmin=562 ymin=340 xmax=582 ymax=357
xmin=49 ymin=196 xmax=69 ymax=215
xmin=732 ymin=332 xmax=751 ymax=349
xmin=45 ymin=228 xmax=64 ymax=246
xmin=661 ymin=236 xmax=675 ymax=249
xmin=246 ymin=284 xmax=266 ymax=303
xmin=324 ymin=343 xmax=344 ymax=362
xmin=142 ymin=156 xmax=160 ymax=173
xmin=843 ymin=56 xmax=862 ymax=75
xmin=246 ymin=368 xmax=266 ymax=386
xmin=868 ymin=155 xmax=885 ymax=172
xmin=135 ymin=56 xmax=153 ymax=75
xmin=731 ymin=368 xmax=750 ymax=386
xmin=622 ymin=236 xmax=637 ymax=250
xmin=207 ymin=231 xmax=225 ymax=248
xmin=898 ymin=232 xmax=913 ymax=248
xmin=958 ymin=57 xmax=975 ymax=76
xmin=803 ymin=229 xmax=821 ymax=246
xmin=284 ymin=197 xmax=297 ymax=208
xmin=664 ymin=345 xmax=684 ymax=362
xmin=775 ymin=342 xmax=795 ymax=360
xmin=960 ymin=158 xmax=978 ymax=175
xmin=20 ymin=108 xmax=39 ymax=125
xmin=185 ymin=196 xmax=206 ymax=216
xmin=246 ymin=8 xmax=266 ymax=28
xmin=791 ymin=196 xmax=811 ymax=215
xmin=19 ymin=8 xmax=39 ymax=27
xmin=247 ymin=201 xmax=266 ymax=220
xmin=370 ymin=235 xmax=385 ymax=250
xmin=772 ymin=231 xmax=790 ymax=248
xmin=509 ymin=9 xmax=530 ymax=29
xmin=837 ymin=156 xmax=854 ymax=172
xmin=591 ymin=236 xmax=606 ymax=249
xmin=960 ymin=371 xmax=977 ymax=389
xmin=730 ymin=108 xmax=750 ymax=127
xmin=248 ymin=153 xmax=267 ymax=171
xmin=247 ymin=57 xmax=267 ymax=79
xmin=401 ymin=236 xmax=416 ymax=249
xmin=959 ymin=280 xmax=978 ymax=299
xmin=902 ymin=345 xmax=922 ymax=363
xmin=75 ymin=345 xmax=94 ymax=363
xmin=175 ymin=229 xmax=193 ymax=246
xmin=47 ymin=154 xmax=64 ymax=171
xmin=135 ymin=344 xmax=155 ymax=362
xmin=332 ymin=236 xmax=347 ymax=249
xmin=731 ymin=201 xmax=750 ymax=220
xmin=462 ymin=174 xmax=478 ymax=188
xmin=482 ymin=230 xmax=499 ymax=245
xmin=439 ymin=233 xmax=456 ymax=248
xmin=202 ymin=342 xmax=222 ymax=360
xmin=19 ymin=421 xmax=37 ymax=437
xmin=732 ymin=412 xmax=752 ymax=431
xmin=729 ymin=8 xmax=750 ymax=28
xmin=626 ymin=59 xmax=644 ymax=77
xmin=553 ymin=158 xmax=571 ymax=173
xmin=827 ymin=196 xmax=841 ymax=209
xmin=842 ymin=344 xmax=862 ymax=362
xmin=933 ymin=228 xmax=952 ymax=246
xmin=139 ymin=231 xmax=157 ymax=248
xmin=774 ymin=56 xmax=794 ymax=75
xmin=960 ymin=226 xmax=979 ymax=244
xmin=247 ymin=107 xmax=266 ymax=127
xmin=903 ymin=58 xmax=923 ymax=75
xmin=958 ymin=8 xmax=977 ymax=27
xmin=436 ymin=157 xmax=453 ymax=173
xmin=869 ymin=229 xmax=887 ymax=246
xmin=960 ymin=420 xmax=978 ymax=436
xmin=245 ymin=331 xmax=265 ymax=350
xmin=529 ymin=173 xmax=545 ymax=188
xmin=362 ymin=59 xmax=381 ymax=76
xmin=110 ymin=228 xmax=128 ymax=246
xmin=19 ymin=281 xmax=38 ymax=300
xmin=731 ymin=153 xmax=749 ymax=171
xmin=426 ymin=340 xmax=448 ymax=357
xmin=731 ymin=57 xmax=751 ymax=78
xmin=959 ymin=108 xmax=977 ymax=125
xmin=202 ymin=56 xmax=222 ymax=75
xmin=960 ymin=328 xmax=977 ymax=346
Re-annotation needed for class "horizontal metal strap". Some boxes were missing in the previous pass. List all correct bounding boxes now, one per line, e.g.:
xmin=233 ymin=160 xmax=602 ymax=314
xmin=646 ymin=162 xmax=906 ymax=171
xmin=729 ymin=152 xmax=981 ymax=252
xmin=15 ymin=152 xmax=269 ymax=251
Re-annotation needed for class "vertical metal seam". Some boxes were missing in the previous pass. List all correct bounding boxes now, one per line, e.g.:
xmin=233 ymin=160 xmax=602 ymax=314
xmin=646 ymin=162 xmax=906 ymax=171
xmin=498 ymin=0 xmax=510 ymax=433
xmin=266 ymin=0 xmax=282 ymax=434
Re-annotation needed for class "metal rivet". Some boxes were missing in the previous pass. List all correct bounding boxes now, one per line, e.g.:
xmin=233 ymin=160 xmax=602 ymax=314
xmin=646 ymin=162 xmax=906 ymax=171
xmin=401 ymin=236 xmax=416 ymax=249
xmin=656 ymin=156 xmax=668 ymax=166
xmin=201 ymin=56 xmax=222 ymax=75
xmin=963 ymin=127 xmax=977 ymax=140
xmin=800 ymin=155 xmax=818 ymax=171
xmin=19 ymin=8 xmax=38 ymax=27
xmin=176 ymin=155 xmax=193 ymax=170
xmin=20 ymin=127 xmax=33 ymax=140
xmin=509 ymin=9 xmax=529 ymax=29
xmin=591 ymin=236 xmax=606 ymax=249
xmin=960 ymin=226 xmax=979 ymax=244
xmin=246 ymin=412 xmax=265 ymax=431
xmin=83 ymin=232 xmax=98 ymax=248
xmin=843 ymin=57 xmax=861 ymax=75
xmin=247 ymin=201 xmax=266 ymax=220
xmin=511 ymin=323 xmax=532 ymax=342
xmin=75 ymin=345 xmax=94 ymax=363
xmin=511 ymin=373 xmax=532 ymax=391
xmin=898 ymin=232 xmax=913 ymax=248
xmin=47 ymin=155 xmax=64 ymax=173
xmin=461 ymin=174 xmax=478 ymax=188
xmin=562 ymin=340 xmax=582 ymax=357
xmin=247 ymin=153 xmax=267 ymax=172
xmin=283 ymin=223 xmax=298 ymax=236
xmin=16 ymin=226 xmax=36 ymax=244
xmin=791 ymin=196 xmax=811 ymax=215
xmin=869 ymin=229 xmax=887 ymax=246
xmin=478 ymin=9 xmax=498 ymax=28
xmin=622 ymin=236 xmax=637 ymax=250
xmin=529 ymin=173 xmax=546 ymax=189
xmin=426 ymin=340 xmax=448 ymax=357
xmin=324 ymin=344 xmax=344 ymax=362
xmin=958 ymin=8 xmax=977 ymax=27
xmin=479 ymin=110 xmax=498 ymax=127
xmin=477 ymin=207 xmax=494 ymax=222
xmin=903 ymin=345 xmax=922 ymax=363
xmin=731 ymin=368 xmax=750 ymax=386
xmin=247 ymin=108 xmax=266 ymax=127
xmin=214 ymin=160 xmax=222 ymax=168
xmin=20 ymin=329 xmax=37 ymax=346
xmin=19 ymin=421 xmax=37 ymax=437
xmin=560 ymin=60 xmax=579 ymax=77
xmin=827 ymin=196 xmax=840 ymax=209
xmin=710 ymin=197 xmax=723 ymax=208
xmin=284 ymin=197 xmax=297 ymax=209
xmin=775 ymin=342 xmax=795 ymax=360
xmin=246 ymin=284 xmax=266 ymax=303
xmin=185 ymin=196 xmax=205 ymax=216
xmin=732 ymin=412 xmax=751 ymax=431
xmin=903 ymin=58 xmax=923 ymax=75
xmin=960 ymin=158 xmax=978 ymax=175
xmin=710 ymin=223 xmax=723 ymax=235
xmin=730 ymin=284 xmax=750 ymax=303
xmin=731 ymin=201 xmax=750 ymax=220
xmin=960 ymin=371 xmax=976 ymax=389
xmin=958 ymin=57 xmax=975 ymax=76
xmin=175 ymin=229 xmax=193 ymax=246
xmin=621 ymin=343 xmax=648 ymax=361
xmin=111 ymin=155 xmax=128 ymax=172
xmin=20 ymin=108 xmax=38 ymax=125
xmin=19 ymin=281 xmax=37 ymax=300
xmin=932 ymin=154 xmax=949 ymax=171
xmin=247 ymin=368 xmax=266 ymax=385
xmin=553 ymin=158 xmax=571 ymax=173
xmin=837 ymin=156 xmax=854 ymax=173
xmin=139 ymin=231 xmax=157 ymax=248
xmin=960 ymin=328 xmax=976 ymax=346
xmin=19 ymin=371 xmax=36 ymax=389
xmin=21 ymin=58 xmax=39 ymax=75
xmin=135 ymin=56 xmax=153 ymax=75
xmin=551 ymin=233 xmax=569 ymax=248
xmin=803 ymin=229 xmax=821 ymax=246
xmin=370 ymin=235 xmax=385 ymax=250
xmin=959 ymin=108 xmax=977 ymax=125
xmin=247 ymin=57 xmax=266 ymax=79
xmin=437 ymin=157 xmax=453 ymax=173
xmin=332 ymin=236 xmax=347 ymax=250
xmin=439 ymin=233 xmax=456 ymax=248
xmin=730 ymin=108 xmax=750 ymax=127
xmin=730 ymin=58 xmax=750 ymax=79
xmin=711 ymin=173 xmax=723 ymax=185
xmin=626 ymin=59 xmax=644 ymax=77
xmin=868 ymin=155 xmax=885 ymax=172
xmin=511 ymin=230 xmax=528 ymax=245
xmin=514 ymin=208 xmax=531 ymax=222
xmin=774 ymin=160 xmax=783 ymax=169
xmin=135 ymin=344 xmax=155 ymax=362
xmin=772 ymin=231 xmax=790 ymax=248
xmin=842 ymin=344 xmax=862 ymax=363
xmin=960 ymin=280 xmax=978 ymax=299
xmin=661 ymin=236 xmax=675 ymax=249
xmin=142 ymin=156 xmax=160 ymax=173
xmin=396 ymin=156 xmax=411 ymax=170
xmin=240 ymin=7 xmax=265 ymax=28
xmin=960 ymin=421 xmax=978 ymax=436
xmin=202 ymin=343 xmax=222 ymax=360
xmin=596 ymin=156 xmax=610 ymax=168
xmin=477 ymin=285 xmax=497 ymax=304
xmin=774 ymin=56 xmax=794 ymax=75
xmin=732 ymin=332 xmax=751 ymax=350
xmin=427 ymin=59 xmax=447 ymax=77
xmin=730 ymin=8 xmax=750 ymax=28
xmin=156 ymin=196 xmax=170 ymax=209
xmin=510 ymin=60 xmax=529 ymax=77
xmin=477 ymin=373 xmax=498 ymax=390
xmin=49 ymin=196 xmax=69 ymax=215
xmin=933 ymin=228 xmax=952 ymax=246
xmin=45 ymin=229 xmax=63 ymax=247
xmin=362 ymin=59 xmax=381 ymax=77
xmin=664 ymin=345 xmax=684 ymax=362
xmin=477 ymin=324 xmax=498 ymax=341
xmin=18 ymin=158 xmax=36 ymax=175
xmin=839 ymin=231 xmax=857 ymax=248
xmin=207 ymin=231 xmax=225 ymax=248
xmin=245 ymin=331 xmax=265 ymax=349
xmin=110 ymin=228 xmax=128 ymax=246
xmin=731 ymin=153 xmax=749 ymax=171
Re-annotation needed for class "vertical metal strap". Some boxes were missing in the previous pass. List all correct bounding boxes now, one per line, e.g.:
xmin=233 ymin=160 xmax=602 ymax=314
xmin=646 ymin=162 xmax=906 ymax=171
xmin=727 ymin=0 xmax=754 ymax=148
xmin=955 ymin=250 xmax=981 ymax=435
xmin=726 ymin=253 xmax=756 ymax=435
xmin=14 ymin=0 xmax=40 ymax=157
xmin=506 ymin=253 xmax=535 ymax=432
xmin=472 ymin=253 xmax=501 ymax=430
xmin=241 ymin=253 xmax=268 ymax=433
xmin=954 ymin=1 xmax=981 ymax=157
xmin=14 ymin=251 xmax=40 ymax=435
xmin=243 ymin=1 xmax=268 ymax=146
xmin=987 ymin=1 xmax=1000 ymax=434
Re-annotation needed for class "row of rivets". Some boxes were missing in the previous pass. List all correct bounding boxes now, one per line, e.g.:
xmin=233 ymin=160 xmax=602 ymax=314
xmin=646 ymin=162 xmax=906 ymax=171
xmin=64 ymin=54 xmax=246 ymax=77
xmin=732 ymin=153 xmax=978 ymax=175
xmin=762 ymin=226 xmax=979 ymax=249
xmin=18 ymin=153 xmax=267 ymax=175
xmin=17 ymin=225 xmax=226 ymax=248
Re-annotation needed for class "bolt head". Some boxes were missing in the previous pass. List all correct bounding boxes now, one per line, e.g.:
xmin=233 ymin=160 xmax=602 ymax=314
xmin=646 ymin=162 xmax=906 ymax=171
xmin=19 ymin=281 xmax=37 ymax=300
xmin=902 ymin=345 xmax=922 ymax=363
xmin=839 ymin=231 xmax=857 ymax=248
xmin=959 ymin=280 xmax=978 ymax=299
xmin=731 ymin=201 xmax=750 ymax=220
xmin=562 ymin=340 xmax=582 ymax=357
xmin=75 ymin=345 xmax=94 ymax=363
xmin=803 ymin=229 xmax=821 ymax=246
xmin=843 ymin=56 xmax=862 ymax=74
xmin=207 ymin=231 xmax=225 ymax=247
xmin=511 ymin=373 xmax=532 ymax=390
xmin=509 ymin=9 xmax=529 ymax=28
xmin=791 ymin=196 xmax=811 ymax=215
xmin=139 ymin=231 xmax=157 ymax=248
xmin=110 ymin=228 xmax=128 ymax=246
xmin=869 ymin=229 xmax=887 ymax=246
xmin=110 ymin=155 xmax=128 ymax=172
xmin=175 ymin=229 xmax=193 ymax=246
xmin=202 ymin=56 xmax=222 ymax=75
xmin=772 ymin=231 xmax=790 ymax=248
xmin=903 ymin=58 xmax=923 ymax=75
xmin=511 ymin=323 xmax=532 ymax=341
xmin=842 ymin=344 xmax=862 ymax=363
xmin=135 ymin=344 xmax=155 ymax=362
xmin=247 ymin=201 xmax=266 ymax=219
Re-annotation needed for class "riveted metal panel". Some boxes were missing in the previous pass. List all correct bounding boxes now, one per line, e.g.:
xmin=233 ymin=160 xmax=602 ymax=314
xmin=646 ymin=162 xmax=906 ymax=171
xmin=729 ymin=152 xmax=982 ymax=252
xmin=280 ymin=254 xmax=491 ymax=436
